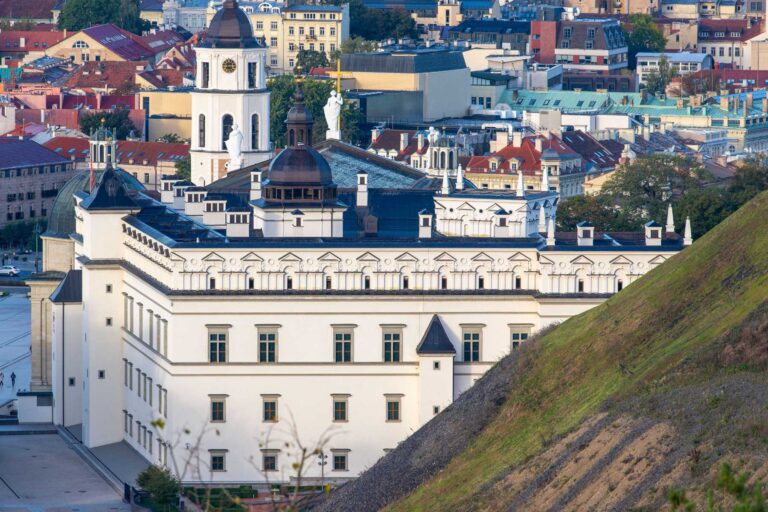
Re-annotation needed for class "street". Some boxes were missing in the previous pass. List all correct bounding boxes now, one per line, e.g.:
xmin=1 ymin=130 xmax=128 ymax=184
xmin=0 ymin=290 xmax=30 ymax=405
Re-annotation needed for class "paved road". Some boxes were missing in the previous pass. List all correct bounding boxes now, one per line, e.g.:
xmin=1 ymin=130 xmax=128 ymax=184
xmin=0 ymin=434 xmax=129 ymax=511
xmin=0 ymin=294 xmax=31 ymax=404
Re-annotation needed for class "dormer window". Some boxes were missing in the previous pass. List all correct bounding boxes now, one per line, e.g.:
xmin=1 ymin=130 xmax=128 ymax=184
xmin=499 ymin=217 xmax=507 ymax=227
xmin=294 ymin=217 xmax=303 ymax=227
xmin=583 ymin=229 xmax=592 ymax=238
xmin=490 ymin=161 xmax=498 ymax=171
xmin=650 ymin=228 xmax=660 ymax=239
xmin=564 ymin=27 xmax=572 ymax=38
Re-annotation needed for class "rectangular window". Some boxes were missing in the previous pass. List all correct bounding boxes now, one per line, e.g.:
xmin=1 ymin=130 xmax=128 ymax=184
xmin=386 ymin=396 xmax=401 ymax=422
xmin=462 ymin=330 xmax=481 ymax=362
xmin=383 ymin=330 xmax=401 ymax=363
xmin=210 ymin=452 xmax=226 ymax=472
xmin=334 ymin=330 xmax=352 ymax=363
xmin=209 ymin=331 xmax=227 ymax=363
xmin=258 ymin=330 xmax=277 ymax=363
xmin=128 ymin=362 xmax=133 ymax=390
xmin=510 ymin=326 xmax=530 ymax=351
xmin=332 ymin=396 xmax=348 ymax=422
xmin=202 ymin=62 xmax=209 ymax=88
xmin=248 ymin=62 xmax=257 ymax=88
xmin=123 ymin=358 xmax=128 ymax=387
xmin=263 ymin=397 xmax=278 ymax=422
xmin=263 ymin=452 xmax=278 ymax=471
xmin=147 ymin=377 xmax=153 ymax=406
xmin=210 ymin=397 xmax=226 ymax=422
xmin=332 ymin=452 xmax=347 ymax=471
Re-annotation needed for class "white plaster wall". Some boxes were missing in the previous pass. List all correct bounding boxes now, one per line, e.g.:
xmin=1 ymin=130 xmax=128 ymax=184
xmin=52 ymin=302 xmax=83 ymax=427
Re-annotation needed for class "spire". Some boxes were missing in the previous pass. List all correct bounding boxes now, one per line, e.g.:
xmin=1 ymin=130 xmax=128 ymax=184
xmin=441 ymin=168 xmax=450 ymax=195
xmin=541 ymin=165 xmax=549 ymax=192
xmin=684 ymin=216 xmax=693 ymax=246
xmin=666 ymin=203 xmax=675 ymax=233
xmin=285 ymin=79 xmax=313 ymax=147
xmin=538 ymin=202 xmax=546 ymax=233
xmin=546 ymin=217 xmax=555 ymax=246
xmin=456 ymin=164 xmax=464 ymax=190
xmin=516 ymin=169 xmax=524 ymax=196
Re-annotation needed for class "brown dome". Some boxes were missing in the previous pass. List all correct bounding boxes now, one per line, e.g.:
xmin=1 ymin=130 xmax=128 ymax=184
xmin=202 ymin=0 xmax=263 ymax=49
xmin=268 ymin=147 xmax=333 ymax=187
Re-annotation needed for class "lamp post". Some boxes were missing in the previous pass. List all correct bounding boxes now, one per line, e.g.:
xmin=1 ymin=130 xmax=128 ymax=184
xmin=318 ymin=451 xmax=328 ymax=490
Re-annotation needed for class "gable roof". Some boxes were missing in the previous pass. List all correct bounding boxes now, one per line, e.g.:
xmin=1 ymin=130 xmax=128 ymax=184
xmin=44 ymin=137 xmax=190 ymax=166
xmin=0 ymin=0 xmax=57 ymax=20
xmin=62 ymin=60 xmax=149 ymax=91
xmin=50 ymin=269 xmax=82 ymax=303
xmin=80 ymin=24 xmax=154 ymax=61
xmin=416 ymin=315 xmax=456 ymax=355
xmin=0 ymin=30 xmax=66 ymax=52
xmin=0 ymin=139 xmax=69 ymax=169
xmin=80 ymin=163 xmax=140 ymax=210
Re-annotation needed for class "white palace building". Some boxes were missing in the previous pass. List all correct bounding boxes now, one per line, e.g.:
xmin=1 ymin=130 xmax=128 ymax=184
xmin=33 ymin=0 xmax=693 ymax=487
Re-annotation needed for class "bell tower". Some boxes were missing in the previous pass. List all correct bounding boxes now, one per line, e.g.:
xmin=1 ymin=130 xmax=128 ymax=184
xmin=190 ymin=0 xmax=271 ymax=186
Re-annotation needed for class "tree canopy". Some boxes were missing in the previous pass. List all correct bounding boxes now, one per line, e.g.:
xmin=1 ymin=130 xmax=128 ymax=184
xmin=323 ymin=0 xmax=417 ymax=41
xmin=80 ymin=108 xmax=138 ymax=141
xmin=296 ymin=50 xmax=330 ymax=73
xmin=557 ymin=154 xmax=768 ymax=238
xmin=268 ymin=75 xmax=365 ymax=147
xmin=644 ymin=56 xmax=677 ymax=95
xmin=58 ymin=0 xmax=150 ymax=34
xmin=623 ymin=14 xmax=666 ymax=69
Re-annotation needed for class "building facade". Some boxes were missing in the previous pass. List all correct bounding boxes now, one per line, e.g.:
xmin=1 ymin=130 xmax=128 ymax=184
xmin=46 ymin=85 xmax=693 ymax=485
xmin=0 ymin=139 xmax=74 ymax=229
xmin=190 ymin=0 xmax=272 ymax=185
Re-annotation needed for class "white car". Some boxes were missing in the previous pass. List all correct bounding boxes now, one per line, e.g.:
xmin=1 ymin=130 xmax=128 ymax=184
xmin=0 ymin=266 xmax=20 ymax=277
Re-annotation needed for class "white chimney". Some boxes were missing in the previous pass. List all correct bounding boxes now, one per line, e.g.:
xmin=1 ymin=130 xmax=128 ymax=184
xmin=576 ymin=221 xmax=594 ymax=247
xmin=417 ymin=133 xmax=425 ymax=151
xmin=684 ymin=217 xmax=693 ymax=246
xmin=538 ymin=202 xmax=546 ymax=233
xmin=418 ymin=210 xmax=433 ymax=238
xmin=516 ymin=170 xmax=524 ymax=196
xmin=441 ymin=169 xmax=450 ymax=195
xmin=535 ymin=137 xmax=543 ymax=153
xmin=455 ymin=164 xmax=464 ymax=190
xmin=357 ymin=170 xmax=368 ymax=207
xmin=541 ymin=165 xmax=550 ymax=192
xmin=512 ymin=131 xmax=522 ymax=147
xmin=665 ymin=203 xmax=675 ymax=233
xmin=250 ymin=169 xmax=263 ymax=201
xmin=400 ymin=132 xmax=409 ymax=151
xmin=644 ymin=221 xmax=662 ymax=246
xmin=546 ymin=217 xmax=556 ymax=246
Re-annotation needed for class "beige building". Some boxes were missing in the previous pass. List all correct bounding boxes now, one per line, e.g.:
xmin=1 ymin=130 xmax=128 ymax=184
xmin=341 ymin=50 xmax=471 ymax=123
xmin=139 ymin=89 xmax=193 ymax=142
xmin=207 ymin=2 xmax=350 ymax=74
xmin=47 ymin=24 xmax=155 ymax=65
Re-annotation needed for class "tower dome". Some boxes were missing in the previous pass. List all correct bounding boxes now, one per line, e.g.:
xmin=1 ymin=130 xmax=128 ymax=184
xmin=264 ymin=82 xmax=337 ymax=204
xmin=204 ymin=0 xmax=263 ymax=49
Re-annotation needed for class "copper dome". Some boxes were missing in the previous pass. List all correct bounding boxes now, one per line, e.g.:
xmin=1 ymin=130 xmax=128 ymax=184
xmin=267 ymin=147 xmax=334 ymax=187
xmin=203 ymin=0 xmax=263 ymax=49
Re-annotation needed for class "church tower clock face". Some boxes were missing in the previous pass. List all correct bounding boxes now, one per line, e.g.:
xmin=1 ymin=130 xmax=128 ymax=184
xmin=222 ymin=58 xmax=237 ymax=73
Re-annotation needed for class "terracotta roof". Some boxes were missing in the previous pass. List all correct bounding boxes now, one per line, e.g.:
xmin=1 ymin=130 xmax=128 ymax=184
xmin=63 ymin=61 xmax=149 ymax=91
xmin=0 ymin=0 xmax=57 ymax=20
xmin=698 ymin=18 xmax=764 ymax=42
xmin=43 ymin=136 xmax=190 ymax=166
xmin=137 ymin=68 xmax=187 ymax=88
xmin=369 ymin=129 xmax=431 ymax=162
xmin=0 ymin=30 xmax=67 ymax=53
xmin=80 ymin=24 xmax=154 ymax=61
xmin=465 ymin=135 xmax=576 ymax=175
xmin=156 ymin=42 xmax=196 ymax=71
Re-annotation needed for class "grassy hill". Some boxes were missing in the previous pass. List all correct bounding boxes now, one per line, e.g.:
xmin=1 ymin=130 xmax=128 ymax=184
xmin=317 ymin=190 xmax=768 ymax=512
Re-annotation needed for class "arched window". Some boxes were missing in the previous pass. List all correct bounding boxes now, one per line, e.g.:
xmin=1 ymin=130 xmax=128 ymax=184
xmin=199 ymin=114 xmax=206 ymax=147
xmin=73 ymin=40 xmax=89 ymax=49
xmin=251 ymin=114 xmax=259 ymax=150
xmin=289 ymin=129 xmax=295 ymax=146
xmin=440 ymin=151 xmax=446 ymax=169
xmin=222 ymin=114 xmax=233 ymax=150
xmin=297 ymin=128 xmax=304 ymax=145
xmin=99 ymin=145 xmax=105 ymax=162
xmin=448 ymin=151 xmax=454 ymax=170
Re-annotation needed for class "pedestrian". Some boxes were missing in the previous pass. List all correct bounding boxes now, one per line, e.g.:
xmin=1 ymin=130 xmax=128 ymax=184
xmin=10 ymin=372 xmax=15 ymax=388
xmin=0 ymin=371 xmax=4 ymax=390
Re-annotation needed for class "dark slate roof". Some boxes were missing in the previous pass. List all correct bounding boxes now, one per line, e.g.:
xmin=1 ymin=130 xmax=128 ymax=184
xmin=416 ymin=315 xmax=456 ymax=354
xmin=340 ymin=50 xmax=467 ymax=74
xmin=79 ymin=164 xmax=141 ymax=211
xmin=448 ymin=19 xmax=531 ymax=35
xmin=45 ymin=169 xmax=143 ymax=237
xmin=50 ymin=270 xmax=82 ymax=303
xmin=362 ymin=0 xmax=436 ymax=10
xmin=0 ymin=139 xmax=69 ymax=170
xmin=557 ymin=18 xmax=626 ymax=51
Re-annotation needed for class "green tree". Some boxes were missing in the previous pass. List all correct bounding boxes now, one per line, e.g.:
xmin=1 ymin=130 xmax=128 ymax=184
xmin=59 ymin=0 xmax=149 ymax=34
xmin=136 ymin=465 xmax=179 ymax=512
xmin=326 ymin=0 xmax=417 ymax=40
xmin=728 ymin=156 xmax=768 ymax=206
xmin=555 ymin=195 xmax=625 ymax=232
xmin=601 ymin=154 xmax=707 ymax=226
xmin=296 ymin=50 xmax=330 ymax=73
xmin=174 ymin=157 xmax=191 ymax=181
xmin=0 ymin=18 xmax=36 ymax=30
xmin=644 ymin=56 xmax=677 ymax=95
xmin=623 ymin=14 xmax=666 ymax=69
xmin=268 ymin=76 xmax=364 ymax=147
xmin=80 ymin=109 xmax=138 ymax=141
xmin=682 ymin=70 xmax=721 ymax=95
xmin=674 ymin=187 xmax=733 ymax=238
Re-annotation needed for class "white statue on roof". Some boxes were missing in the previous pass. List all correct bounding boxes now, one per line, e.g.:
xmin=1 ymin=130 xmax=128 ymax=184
xmin=225 ymin=123 xmax=243 ymax=172
xmin=324 ymin=90 xmax=343 ymax=140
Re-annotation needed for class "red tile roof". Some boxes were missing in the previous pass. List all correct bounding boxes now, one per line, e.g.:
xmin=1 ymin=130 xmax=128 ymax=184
xmin=370 ymin=129 xmax=430 ymax=162
xmin=137 ymin=68 xmax=187 ymax=88
xmin=43 ymin=136 xmax=190 ymax=166
xmin=63 ymin=61 xmax=149 ymax=92
xmin=560 ymin=130 xmax=619 ymax=170
xmin=698 ymin=18 xmax=764 ymax=42
xmin=0 ymin=30 xmax=66 ymax=53
xmin=465 ymin=135 xmax=576 ymax=175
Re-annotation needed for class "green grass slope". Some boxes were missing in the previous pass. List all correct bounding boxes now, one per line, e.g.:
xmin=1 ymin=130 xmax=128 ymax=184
xmin=382 ymin=192 xmax=768 ymax=511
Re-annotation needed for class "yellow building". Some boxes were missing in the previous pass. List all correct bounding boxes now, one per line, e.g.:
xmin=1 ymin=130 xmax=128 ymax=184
xmin=139 ymin=89 xmax=193 ymax=142
xmin=207 ymin=2 xmax=350 ymax=74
